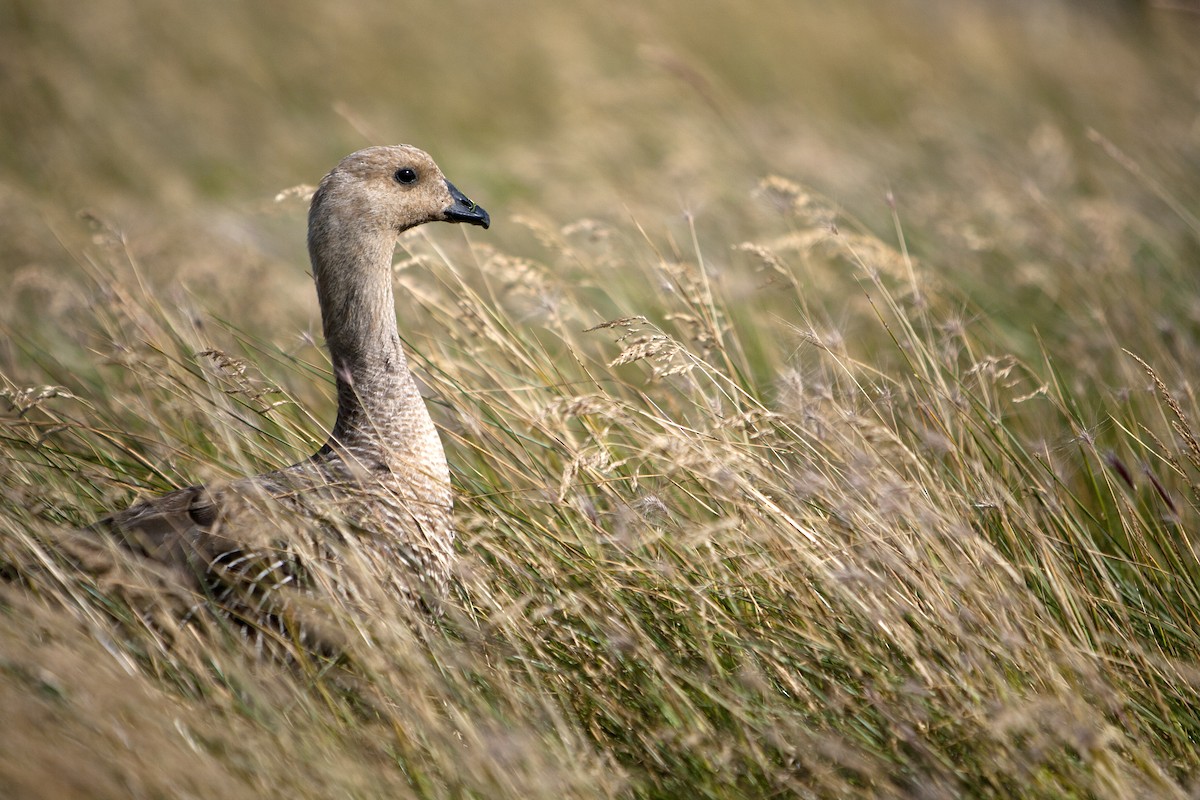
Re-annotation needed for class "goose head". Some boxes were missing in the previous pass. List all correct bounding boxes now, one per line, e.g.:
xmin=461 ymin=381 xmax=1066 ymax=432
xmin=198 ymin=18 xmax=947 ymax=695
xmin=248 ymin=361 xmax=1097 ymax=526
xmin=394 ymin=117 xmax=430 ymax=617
xmin=309 ymin=145 xmax=489 ymax=254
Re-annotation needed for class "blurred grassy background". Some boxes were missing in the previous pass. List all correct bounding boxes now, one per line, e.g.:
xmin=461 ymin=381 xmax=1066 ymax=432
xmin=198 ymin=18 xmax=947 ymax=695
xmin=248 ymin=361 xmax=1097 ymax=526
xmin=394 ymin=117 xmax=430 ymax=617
xmin=2 ymin=0 xmax=1198 ymax=371
xmin=4 ymin=1 xmax=1200 ymax=798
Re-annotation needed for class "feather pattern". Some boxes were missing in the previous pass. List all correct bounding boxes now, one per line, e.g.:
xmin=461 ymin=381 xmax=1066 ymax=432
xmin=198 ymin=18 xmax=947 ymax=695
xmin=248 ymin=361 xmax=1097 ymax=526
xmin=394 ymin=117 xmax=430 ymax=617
xmin=89 ymin=145 xmax=489 ymax=649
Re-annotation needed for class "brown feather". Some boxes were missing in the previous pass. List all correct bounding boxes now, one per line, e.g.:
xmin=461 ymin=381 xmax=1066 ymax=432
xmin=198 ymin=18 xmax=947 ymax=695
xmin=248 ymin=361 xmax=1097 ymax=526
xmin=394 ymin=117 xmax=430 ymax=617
xmin=88 ymin=145 xmax=489 ymax=651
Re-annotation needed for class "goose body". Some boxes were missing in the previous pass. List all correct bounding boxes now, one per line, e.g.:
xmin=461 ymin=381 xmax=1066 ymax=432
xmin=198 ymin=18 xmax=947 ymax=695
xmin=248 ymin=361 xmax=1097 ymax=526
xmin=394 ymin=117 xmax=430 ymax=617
xmin=92 ymin=145 xmax=489 ymax=637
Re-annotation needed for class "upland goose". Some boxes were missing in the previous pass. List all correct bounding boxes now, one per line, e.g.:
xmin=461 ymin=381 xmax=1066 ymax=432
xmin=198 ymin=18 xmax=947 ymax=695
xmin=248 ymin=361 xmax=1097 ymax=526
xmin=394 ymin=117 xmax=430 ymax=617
xmin=91 ymin=145 xmax=489 ymax=644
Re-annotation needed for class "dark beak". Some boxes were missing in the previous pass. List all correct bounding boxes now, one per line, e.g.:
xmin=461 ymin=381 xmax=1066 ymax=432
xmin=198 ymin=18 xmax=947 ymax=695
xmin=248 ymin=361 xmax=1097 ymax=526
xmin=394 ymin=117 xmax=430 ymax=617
xmin=443 ymin=180 xmax=490 ymax=229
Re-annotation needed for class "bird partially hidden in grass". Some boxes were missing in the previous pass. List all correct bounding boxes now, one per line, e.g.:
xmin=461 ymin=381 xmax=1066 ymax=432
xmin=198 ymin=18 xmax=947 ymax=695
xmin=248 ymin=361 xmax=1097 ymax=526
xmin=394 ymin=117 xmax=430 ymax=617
xmin=86 ymin=145 xmax=489 ymax=654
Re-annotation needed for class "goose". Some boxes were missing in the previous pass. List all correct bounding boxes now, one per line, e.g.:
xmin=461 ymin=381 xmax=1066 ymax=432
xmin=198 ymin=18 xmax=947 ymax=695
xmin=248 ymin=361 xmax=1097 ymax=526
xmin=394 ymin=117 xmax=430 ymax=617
xmin=90 ymin=145 xmax=489 ymax=643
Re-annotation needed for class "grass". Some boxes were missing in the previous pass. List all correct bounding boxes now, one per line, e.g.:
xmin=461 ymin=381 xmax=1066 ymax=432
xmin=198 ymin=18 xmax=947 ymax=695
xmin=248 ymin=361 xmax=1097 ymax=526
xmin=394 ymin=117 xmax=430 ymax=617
xmin=3 ymin=1 xmax=1200 ymax=797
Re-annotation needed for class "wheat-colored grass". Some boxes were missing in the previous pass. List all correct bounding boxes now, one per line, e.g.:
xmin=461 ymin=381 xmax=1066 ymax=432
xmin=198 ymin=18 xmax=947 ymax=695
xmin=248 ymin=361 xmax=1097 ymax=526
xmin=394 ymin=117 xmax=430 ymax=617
xmin=3 ymin=2 xmax=1200 ymax=798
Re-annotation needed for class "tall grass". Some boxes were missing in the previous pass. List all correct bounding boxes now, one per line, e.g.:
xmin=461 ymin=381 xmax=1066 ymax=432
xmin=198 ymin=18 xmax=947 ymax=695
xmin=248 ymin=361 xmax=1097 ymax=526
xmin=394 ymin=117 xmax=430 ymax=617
xmin=3 ymin=1 xmax=1200 ymax=797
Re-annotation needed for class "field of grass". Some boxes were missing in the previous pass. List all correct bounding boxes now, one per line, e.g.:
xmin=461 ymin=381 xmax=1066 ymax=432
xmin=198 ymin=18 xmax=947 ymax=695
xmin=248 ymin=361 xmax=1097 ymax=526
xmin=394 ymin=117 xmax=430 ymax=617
xmin=3 ymin=1 xmax=1200 ymax=797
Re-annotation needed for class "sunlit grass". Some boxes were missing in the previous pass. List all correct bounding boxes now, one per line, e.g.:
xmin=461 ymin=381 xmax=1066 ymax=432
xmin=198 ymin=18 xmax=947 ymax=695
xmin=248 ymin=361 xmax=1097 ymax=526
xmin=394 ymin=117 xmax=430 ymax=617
xmin=3 ymin=1 xmax=1200 ymax=798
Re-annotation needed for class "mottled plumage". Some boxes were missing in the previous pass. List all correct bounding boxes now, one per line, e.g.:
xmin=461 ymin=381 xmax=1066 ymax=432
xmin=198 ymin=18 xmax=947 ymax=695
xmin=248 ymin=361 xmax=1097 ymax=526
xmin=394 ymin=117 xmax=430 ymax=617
xmin=90 ymin=145 xmax=489 ymax=648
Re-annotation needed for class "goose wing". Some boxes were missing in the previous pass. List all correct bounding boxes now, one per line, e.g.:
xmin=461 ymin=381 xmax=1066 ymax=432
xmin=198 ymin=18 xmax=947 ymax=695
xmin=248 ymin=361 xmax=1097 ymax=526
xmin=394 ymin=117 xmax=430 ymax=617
xmin=89 ymin=485 xmax=226 ymax=568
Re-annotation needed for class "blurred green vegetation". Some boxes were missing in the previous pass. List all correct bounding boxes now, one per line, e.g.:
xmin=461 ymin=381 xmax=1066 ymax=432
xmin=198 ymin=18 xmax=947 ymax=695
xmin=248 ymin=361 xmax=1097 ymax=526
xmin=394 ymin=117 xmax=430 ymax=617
xmin=3 ymin=1 xmax=1200 ymax=798
xmin=3 ymin=1 xmax=1198 ymax=358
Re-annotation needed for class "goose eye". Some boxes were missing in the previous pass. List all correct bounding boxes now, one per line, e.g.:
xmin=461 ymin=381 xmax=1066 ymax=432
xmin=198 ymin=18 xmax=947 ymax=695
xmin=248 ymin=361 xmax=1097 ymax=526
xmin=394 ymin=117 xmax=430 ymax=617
xmin=394 ymin=167 xmax=418 ymax=184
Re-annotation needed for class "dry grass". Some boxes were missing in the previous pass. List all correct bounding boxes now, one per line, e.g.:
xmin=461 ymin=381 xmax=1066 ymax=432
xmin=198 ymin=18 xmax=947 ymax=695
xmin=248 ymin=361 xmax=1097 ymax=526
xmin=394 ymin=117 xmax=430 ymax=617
xmin=3 ymin=1 xmax=1200 ymax=797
